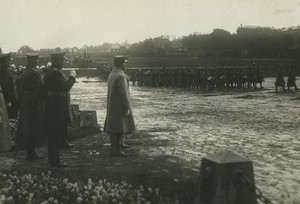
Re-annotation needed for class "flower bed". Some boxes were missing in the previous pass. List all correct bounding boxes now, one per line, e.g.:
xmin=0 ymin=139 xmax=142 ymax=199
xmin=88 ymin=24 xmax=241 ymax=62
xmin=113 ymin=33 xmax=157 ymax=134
xmin=0 ymin=171 xmax=177 ymax=204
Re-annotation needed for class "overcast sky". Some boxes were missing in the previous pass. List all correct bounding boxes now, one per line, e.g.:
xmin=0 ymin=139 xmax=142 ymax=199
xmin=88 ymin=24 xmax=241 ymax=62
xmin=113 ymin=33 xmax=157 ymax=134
xmin=0 ymin=0 xmax=299 ymax=52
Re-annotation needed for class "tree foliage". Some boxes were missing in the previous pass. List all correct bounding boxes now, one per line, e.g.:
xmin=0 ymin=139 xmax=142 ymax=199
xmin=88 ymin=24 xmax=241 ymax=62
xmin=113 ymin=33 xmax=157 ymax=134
xmin=127 ymin=27 xmax=300 ymax=58
xmin=18 ymin=45 xmax=34 ymax=54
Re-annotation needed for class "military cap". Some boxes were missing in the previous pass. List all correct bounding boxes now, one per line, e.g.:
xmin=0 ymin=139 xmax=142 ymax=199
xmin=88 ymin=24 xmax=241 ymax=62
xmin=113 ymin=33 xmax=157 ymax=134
xmin=25 ymin=52 xmax=40 ymax=59
xmin=25 ymin=52 xmax=40 ymax=63
xmin=114 ymin=55 xmax=128 ymax=66
xmin=25 ymin=53 xmax=40 ymax=67
xmin=0 ymin=53 xmax=11 ymax=64
xmin=50 ymin=51 xmax=67 ymax=64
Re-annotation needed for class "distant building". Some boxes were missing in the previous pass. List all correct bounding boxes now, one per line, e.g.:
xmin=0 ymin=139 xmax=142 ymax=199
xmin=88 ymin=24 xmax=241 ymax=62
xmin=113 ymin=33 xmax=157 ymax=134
xmin=69 ymin=47 xmax=79 ymax=53
xmin=111 ymin=44 xmax=121 ymax=52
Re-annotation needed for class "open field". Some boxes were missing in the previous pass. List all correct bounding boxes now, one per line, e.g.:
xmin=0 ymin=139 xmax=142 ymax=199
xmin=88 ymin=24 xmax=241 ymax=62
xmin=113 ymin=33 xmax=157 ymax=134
xmin=71 ymin=76 xmax=300 ymax=203
xmin=0 ymin=75 xmax=299 ymax=203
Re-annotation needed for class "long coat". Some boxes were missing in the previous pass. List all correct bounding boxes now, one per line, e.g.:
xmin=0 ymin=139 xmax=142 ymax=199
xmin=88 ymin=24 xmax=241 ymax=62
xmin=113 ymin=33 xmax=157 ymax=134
xmin=15 ymin=67 xmax=45 ymax=149
xmin=104 ymin=68 xmax=136 ymax=134
xmin=44 ymin=67 xmax=75 ymax=139
xmin=0 ymin=68 xmax=18 ymax=119
xmin=275 ymin=69 xmax=285 ymax=86
xmin=287 ymin=70 xmax=296 ymax=87
xmin=0 ymin=85 xmax=12 ymax=151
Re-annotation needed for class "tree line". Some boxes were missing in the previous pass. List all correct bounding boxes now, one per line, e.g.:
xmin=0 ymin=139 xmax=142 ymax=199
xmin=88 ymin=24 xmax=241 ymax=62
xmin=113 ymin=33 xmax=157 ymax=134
xmin=9 ymin=26 xmax=300 ymax=59
xmin=128 ymin=26 xmax=300 ymax=58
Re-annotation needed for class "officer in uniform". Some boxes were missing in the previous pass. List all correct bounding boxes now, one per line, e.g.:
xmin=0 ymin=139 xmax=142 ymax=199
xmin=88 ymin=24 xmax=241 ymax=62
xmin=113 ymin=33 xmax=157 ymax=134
xmin=0 ymin=84 xmax=12 ymax=151
xmin=287 ymin=66 xmax=298 ymax=91
xmin=16 ymin=53 xmax=45 ymax=159
xmin=254 ymin=67 xmax=264 ymax=89
xmin=275 ymin=66 xmax=285 ymax=92
xmin=44 ymin=52 xmax=76 ymax=167
xmin=0 ymin=53 xmax=18 ymax=119
xmin=104 ymin=56 xmax=136 ymax=157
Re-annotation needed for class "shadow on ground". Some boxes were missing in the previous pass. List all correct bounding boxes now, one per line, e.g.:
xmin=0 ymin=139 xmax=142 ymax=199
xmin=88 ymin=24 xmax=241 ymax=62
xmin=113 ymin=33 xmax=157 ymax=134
xmin=0 ymin=131 xmax=199 ymax=203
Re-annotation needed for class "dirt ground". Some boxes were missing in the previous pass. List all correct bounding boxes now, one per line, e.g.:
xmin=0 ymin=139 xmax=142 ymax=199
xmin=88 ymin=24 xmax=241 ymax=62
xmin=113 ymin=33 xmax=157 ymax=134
xmin=1 ymin=76 xmax=299 ymax=204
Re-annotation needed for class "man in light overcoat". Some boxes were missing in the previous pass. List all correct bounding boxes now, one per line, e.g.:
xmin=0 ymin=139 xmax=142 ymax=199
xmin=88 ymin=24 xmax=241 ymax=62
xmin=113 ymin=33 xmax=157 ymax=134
xmin=104 ymin=55 xmax=136 ymax=157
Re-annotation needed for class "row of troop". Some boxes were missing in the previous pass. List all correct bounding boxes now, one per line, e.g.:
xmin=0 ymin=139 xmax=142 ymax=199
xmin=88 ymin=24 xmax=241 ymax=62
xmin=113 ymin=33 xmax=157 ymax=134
xmin=98 ymin=63 xmax=265 ymax=90
xmin=130 ymin=67 xmax=265 ymax=90
xmin=97 ymin=62 xmax=113 ymax=80
xmin=0 ymin=52 xmax=76 ymax=168
xmin=275 ymin=66 xmax=298 ymax=92
xmin=98 ymin=62 xmax=298 ymax=92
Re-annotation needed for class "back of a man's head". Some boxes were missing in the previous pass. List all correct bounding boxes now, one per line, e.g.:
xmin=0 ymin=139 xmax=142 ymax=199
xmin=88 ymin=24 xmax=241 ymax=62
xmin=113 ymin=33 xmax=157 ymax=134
xmin=114 ymin=55 xmax=127 ymax=68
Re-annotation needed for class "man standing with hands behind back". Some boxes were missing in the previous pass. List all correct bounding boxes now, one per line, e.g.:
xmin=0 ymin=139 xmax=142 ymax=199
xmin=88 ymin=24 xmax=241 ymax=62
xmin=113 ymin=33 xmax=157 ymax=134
xmin=104 ymin=55 xmax=136 ymax=157
xmin=44 ymin=52 xmax=76 ymax=168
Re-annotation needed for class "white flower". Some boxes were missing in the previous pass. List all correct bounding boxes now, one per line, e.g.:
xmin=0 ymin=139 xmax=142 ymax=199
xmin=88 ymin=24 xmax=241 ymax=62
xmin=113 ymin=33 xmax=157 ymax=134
xmin=155 ymin=188 xmax=159 ymax=195
xmin=63 ymin=178 xmax=68 ymax=184
xmin=76 ymin=196 xmax=83 ymax=203
xmin=148 ymin=188 xmax=153 ymax=194
xmin=48 ymin=197 xmax=54 ymax=202
xmin=0 ymin=195 xmax=6 ymax=202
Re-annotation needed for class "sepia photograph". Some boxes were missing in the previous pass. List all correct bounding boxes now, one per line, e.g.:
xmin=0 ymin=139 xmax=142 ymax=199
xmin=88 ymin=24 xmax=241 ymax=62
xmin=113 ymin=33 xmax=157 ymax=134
xmin=0 ymin=0 xmax=300 ymax=203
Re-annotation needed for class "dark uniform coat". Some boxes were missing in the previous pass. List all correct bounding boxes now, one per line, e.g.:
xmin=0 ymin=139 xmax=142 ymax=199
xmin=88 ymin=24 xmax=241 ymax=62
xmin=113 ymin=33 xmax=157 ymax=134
xmin=287 ymin=69 xmax=296 ymax=87
xmin=0 ymin=85 xmax=12 ymax=151
xmin=0 ymin=68 xmax=18 ymax=119
xmin=104 ymin=68 xmax=136 ymax=134
xmin=44 ymin=66 xmax=75 ymax=165
xmin=275 ymin=68 xmax=285 ymax=86
xmin=15 ymin=67 xmax=45 ymax=149
xmin=44 ymin=67 xmax=75 ymax=133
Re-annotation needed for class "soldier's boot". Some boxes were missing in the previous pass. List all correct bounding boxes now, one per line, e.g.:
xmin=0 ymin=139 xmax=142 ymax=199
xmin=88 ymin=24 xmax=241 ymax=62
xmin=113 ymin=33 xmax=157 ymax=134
xmin=121 ymin=143 xmax=130 ymax=148
xmin=260 ymin=83 xmax=263 ymax=89
xmin=110 ymin=135 xmax=117 ymax=156
xmin=120 ymin=135 xmax=130 ymax=149
xmin=26 ymin=146 xmax=43 ymax=160
xmin=116 ymin=135 xmax=127 ymax=157
xmin=111 ymin=135 xmax=126 ymax=157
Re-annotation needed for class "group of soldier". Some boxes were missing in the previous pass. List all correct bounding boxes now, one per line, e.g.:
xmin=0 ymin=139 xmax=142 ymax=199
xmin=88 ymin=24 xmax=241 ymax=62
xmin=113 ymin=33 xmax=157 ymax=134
xmin=98 ymin=62 xmax=266 ymax=90
xmin=275 ymin=66 xmax=298 ymax=92
xmin=98 ymin=62 xmax=298 ymax=92
xmin=0 ymin=52 xmax=76 ymax=168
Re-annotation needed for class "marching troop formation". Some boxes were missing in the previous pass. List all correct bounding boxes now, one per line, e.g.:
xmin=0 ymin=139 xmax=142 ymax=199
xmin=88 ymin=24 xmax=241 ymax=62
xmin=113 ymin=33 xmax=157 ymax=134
xmin=97 ymin=62 xmax=298 ymax=92
xmin=129 ymin=67 xmax=265 ymax=90
xmin=98 ymin=62 xmax=266 ymax=90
